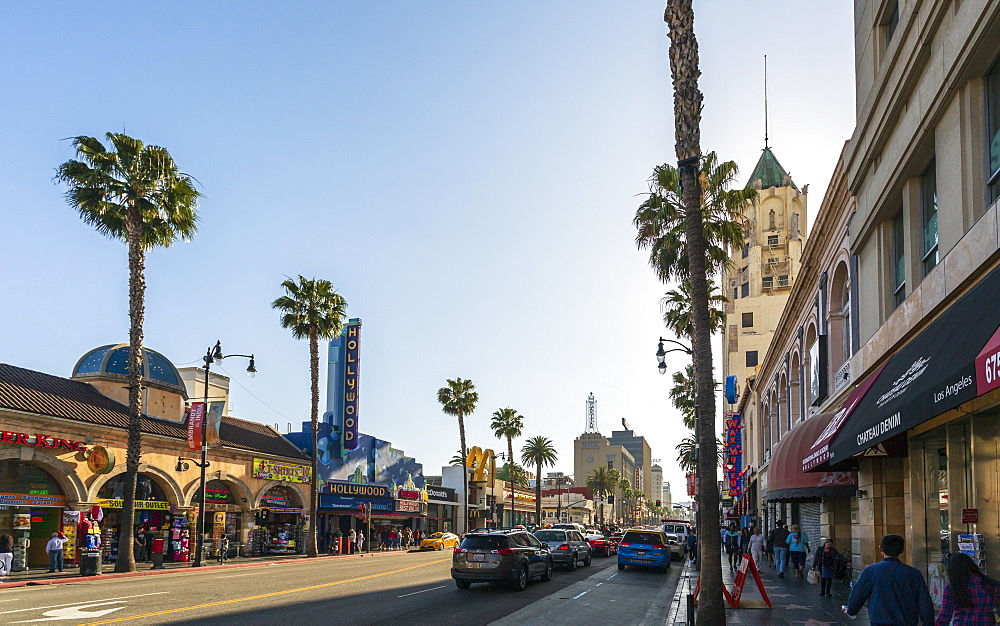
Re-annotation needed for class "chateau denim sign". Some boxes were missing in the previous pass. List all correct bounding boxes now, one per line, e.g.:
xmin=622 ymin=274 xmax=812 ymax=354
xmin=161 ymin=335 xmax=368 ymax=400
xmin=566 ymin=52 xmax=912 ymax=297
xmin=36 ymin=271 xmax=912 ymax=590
xmin=826 ymin=262 xmax=1000 ymax=465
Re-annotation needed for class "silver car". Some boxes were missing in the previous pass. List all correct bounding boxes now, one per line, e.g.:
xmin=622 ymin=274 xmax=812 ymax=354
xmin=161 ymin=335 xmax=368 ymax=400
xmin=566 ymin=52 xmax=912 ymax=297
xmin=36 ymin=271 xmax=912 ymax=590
xmin=533 ymin=529 xmax=592 ymax=570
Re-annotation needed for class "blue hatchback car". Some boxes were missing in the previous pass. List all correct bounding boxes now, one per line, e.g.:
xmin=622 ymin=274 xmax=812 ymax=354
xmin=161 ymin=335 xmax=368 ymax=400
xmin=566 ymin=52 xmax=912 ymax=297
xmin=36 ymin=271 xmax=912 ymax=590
xmin=617 ymin=529 xmax=670 ymax=574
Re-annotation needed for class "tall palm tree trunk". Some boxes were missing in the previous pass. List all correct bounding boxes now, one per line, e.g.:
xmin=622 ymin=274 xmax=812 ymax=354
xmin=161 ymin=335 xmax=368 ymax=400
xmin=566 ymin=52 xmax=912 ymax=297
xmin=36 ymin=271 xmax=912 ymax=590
xmin=665 ymin=0 xmax=723 ymax=621
xmin=308 ymin=327 xmax=320 ymax=557
xmin=116 ymin=209 xmax=144 ymax=573
xmin=458 ymin=414 xmax=468 ymax=534
xmin=535 ymin=461 xmax=542 ymax=525
xmin=507 ymin=435 xmax=515 ymax=525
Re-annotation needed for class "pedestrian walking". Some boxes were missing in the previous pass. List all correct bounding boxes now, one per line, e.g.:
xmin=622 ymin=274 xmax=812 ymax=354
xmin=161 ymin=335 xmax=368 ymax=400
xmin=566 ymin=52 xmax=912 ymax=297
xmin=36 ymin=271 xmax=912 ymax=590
xmin=357 ymin=531 xmax=365 ymax=553
xmin=686 ymin=528 xmax=697 ymax=564
xmin=333 ymin=529 xmax=343 ymax=555
xmin=348 ymin=528 xmax=357 ymax=555
xmin=0 ymin=534 xmax=13 ymax=581
xmin=724 ymin=524 xmax=741 ymax=570
xmin=935 ymin=553 xmax=1000 ymax=625
xmin=787 ymin=524 xmax=810 ymax=578
xmin=739 ymin=527 xmax=752 ymax=559
xmin=217 ymin=534 xmax=230 ymax=564
xmin=381 ymin=527 xmax=390 ymax=551
xmin=748 ymin=528 xmax=765 ymax=569
xmin=769 ymin=520 xmax=791 ymax=578
xmin=45 ymin=532 xmax=66 ymax=572
xmin=134 ymin=531 xmax=147 ymax=562
xmin=811 ymin=539 xmax=845 ymax=597
xmin=403 ymin=527 xmax=412 ymax=549
xmin=844 ymin=534 xmax=934 ymax=624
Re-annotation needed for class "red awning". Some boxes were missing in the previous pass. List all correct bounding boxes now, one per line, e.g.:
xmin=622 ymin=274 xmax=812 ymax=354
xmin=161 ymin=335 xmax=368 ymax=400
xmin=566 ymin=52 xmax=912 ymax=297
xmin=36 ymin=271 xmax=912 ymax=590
xmin=766 ymin=412 xmax=857 ymax=501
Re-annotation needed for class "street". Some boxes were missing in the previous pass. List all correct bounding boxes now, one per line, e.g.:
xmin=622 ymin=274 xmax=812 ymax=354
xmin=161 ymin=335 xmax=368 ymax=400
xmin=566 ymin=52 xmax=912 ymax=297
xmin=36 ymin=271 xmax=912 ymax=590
xmin=0 ymin=551 xmax=677 ymax=625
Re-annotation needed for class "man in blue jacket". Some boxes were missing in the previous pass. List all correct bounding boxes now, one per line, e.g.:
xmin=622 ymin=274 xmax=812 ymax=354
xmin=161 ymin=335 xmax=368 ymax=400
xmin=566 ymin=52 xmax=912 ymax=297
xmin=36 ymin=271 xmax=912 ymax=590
xmin=844 ymin=534 xmax=934 ymax=624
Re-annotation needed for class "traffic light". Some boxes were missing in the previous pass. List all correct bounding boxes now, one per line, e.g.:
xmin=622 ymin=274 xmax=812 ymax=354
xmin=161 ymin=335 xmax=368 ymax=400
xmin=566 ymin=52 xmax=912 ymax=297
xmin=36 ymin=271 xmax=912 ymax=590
xmin=656 ymin=500 xmax=661 ymax=507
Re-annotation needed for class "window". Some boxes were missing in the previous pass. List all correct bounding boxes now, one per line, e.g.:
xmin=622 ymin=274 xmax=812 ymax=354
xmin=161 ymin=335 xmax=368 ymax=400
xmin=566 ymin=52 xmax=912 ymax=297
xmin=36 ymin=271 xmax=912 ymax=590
xmin=741 ymin=282 xmax=749 ymax=298
xmin=892 ymin=212 xmax=906 ymax=308
xmin=884 ymin=3 xmax=899 ymax=47
xmin=742 ymin=312 xmax=753 ymax=328
xmin=746 ymin=351 xmax=759 ymax=367
xmin=762 ymin=276 xmax=774 ymax=289
xmin=767 ymin=235 xmax=779 ymax=246
xmin=742 ymin=243 xmax=749 ymax=259
xmin=733 ymin=288 xmax=739 ymax=300
xmin=778 ymin=275 xmax=790 ymax=287
xmin=988 ymin=58 xmax=1000 ymax=203
xmin=921 ymin=161 xmax=938 ymax=275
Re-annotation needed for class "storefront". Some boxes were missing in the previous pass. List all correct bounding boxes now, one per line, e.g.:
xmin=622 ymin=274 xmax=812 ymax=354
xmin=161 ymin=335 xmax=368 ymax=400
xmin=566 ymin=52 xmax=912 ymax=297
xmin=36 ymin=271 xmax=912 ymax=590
xmin=317 ymin=481 xmax=396 ymax=551
xmin=426 ymin=485 xmax=458 ymax=534
xmin=96 ymin=473 xmax=174 ymax=564
xmin=0 ymin=459 xmax=69 ymax=570
xmin=193 ymin=480 xmax=245 ymax=558
xmin=252 ymin=485 xmax=305 ymax=555
xmin=805 ymin=261 xmax=1000 ymax=599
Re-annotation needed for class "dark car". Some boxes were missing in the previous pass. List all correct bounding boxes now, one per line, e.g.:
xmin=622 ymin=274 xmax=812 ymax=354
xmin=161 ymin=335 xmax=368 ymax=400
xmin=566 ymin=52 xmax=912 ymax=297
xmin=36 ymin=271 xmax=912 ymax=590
xmin=452 ymin=529 xmax=553 ymax=591
xmin=532 ymin=529 xmax=592 ymax=570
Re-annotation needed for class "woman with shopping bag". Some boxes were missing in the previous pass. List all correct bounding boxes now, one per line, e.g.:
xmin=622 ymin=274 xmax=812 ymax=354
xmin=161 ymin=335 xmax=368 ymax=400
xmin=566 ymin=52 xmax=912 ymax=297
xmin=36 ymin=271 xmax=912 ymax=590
xmin=811 ymin=539 xmax=846 ymax=597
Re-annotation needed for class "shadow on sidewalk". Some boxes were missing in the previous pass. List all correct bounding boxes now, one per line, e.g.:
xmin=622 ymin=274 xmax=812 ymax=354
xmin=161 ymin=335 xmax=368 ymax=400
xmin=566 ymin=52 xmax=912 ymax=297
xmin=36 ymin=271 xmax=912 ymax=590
xmin=669 ymin=556 xmax=869 ymax=625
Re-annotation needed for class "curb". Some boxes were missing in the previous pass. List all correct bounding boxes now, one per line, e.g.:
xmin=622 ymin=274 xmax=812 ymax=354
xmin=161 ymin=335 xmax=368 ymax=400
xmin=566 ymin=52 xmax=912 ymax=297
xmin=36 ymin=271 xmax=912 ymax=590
xmin=0 ymin=550 xmax=406 ymax=590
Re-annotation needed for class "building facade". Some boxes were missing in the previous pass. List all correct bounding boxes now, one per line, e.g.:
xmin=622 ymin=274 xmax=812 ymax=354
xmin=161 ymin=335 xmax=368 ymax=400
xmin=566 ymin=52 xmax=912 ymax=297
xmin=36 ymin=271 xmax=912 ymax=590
xmin=722 ymin=149 xmax=809 ymax=389
xmin=0 ymin=349 xmax=312 ymax=570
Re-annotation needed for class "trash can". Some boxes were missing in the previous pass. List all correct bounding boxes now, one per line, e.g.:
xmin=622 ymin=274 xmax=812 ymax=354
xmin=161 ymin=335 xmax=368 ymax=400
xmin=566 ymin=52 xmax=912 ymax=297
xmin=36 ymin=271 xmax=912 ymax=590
xmin=80 ymin=551 xmax=102 ymax=576
xmin=151 ymin=538 xmax=165 ymax=570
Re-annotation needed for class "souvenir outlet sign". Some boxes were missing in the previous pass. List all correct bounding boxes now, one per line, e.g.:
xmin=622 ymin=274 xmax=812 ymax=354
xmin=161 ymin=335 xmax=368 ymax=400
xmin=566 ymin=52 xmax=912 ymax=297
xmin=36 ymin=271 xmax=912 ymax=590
xmin=253 ymin=458 xmax=312 ymax=484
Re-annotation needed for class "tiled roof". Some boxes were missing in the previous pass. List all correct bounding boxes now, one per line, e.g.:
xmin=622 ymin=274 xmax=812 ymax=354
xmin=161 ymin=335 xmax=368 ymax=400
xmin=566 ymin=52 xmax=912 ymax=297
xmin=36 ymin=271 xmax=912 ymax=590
xmin=0 ymin=363 xmax=308 ymax=460
xmin=749 ymin=147 xmax=797 ymax=190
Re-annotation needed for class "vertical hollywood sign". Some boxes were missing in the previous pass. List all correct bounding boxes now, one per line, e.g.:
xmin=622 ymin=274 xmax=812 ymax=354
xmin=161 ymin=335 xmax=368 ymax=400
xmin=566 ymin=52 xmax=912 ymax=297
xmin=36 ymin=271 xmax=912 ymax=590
xmin=725 ymin=415 xmax=743 ymax=498
xmin=342 ymin=322 xmax=361 ymax=450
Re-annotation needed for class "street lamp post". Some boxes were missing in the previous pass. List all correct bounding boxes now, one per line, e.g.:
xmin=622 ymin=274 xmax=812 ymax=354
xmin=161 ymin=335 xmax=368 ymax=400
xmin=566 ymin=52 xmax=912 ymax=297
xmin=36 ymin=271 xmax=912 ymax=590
xmin=655 ymin=337 xmax=700 ymax=532
xmin=188 ymin=340 xmax=255 ymax=567
xmin=497 ymin=452 xmax=516 ymax=528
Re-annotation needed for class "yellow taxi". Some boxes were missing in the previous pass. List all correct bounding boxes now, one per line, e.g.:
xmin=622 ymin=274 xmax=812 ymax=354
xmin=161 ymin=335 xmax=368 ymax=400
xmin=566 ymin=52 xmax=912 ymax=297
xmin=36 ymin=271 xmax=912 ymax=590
xmin=419 ymin=532 xmax=460 ymax=551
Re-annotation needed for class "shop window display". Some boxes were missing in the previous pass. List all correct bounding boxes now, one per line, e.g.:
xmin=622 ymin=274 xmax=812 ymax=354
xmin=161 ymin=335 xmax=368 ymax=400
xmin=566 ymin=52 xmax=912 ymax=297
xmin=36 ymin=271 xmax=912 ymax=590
xmin=253 ymin=485 xmax=304 ymax=555
xmin=0 ymin=460 xmax=67 ymax=569
xmin=97 ymin=474 xmax=170 ymax=563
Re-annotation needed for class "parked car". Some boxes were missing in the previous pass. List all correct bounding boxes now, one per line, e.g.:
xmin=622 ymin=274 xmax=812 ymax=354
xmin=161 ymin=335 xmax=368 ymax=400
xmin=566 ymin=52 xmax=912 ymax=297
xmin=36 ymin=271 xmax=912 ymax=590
xmin=661 ymin=520 xmax=689 ymax=559
xmin=533 ymin=528 xmax=592 ymax=570
xmin=617 ymin=529 xmax=671 ymax=574
xmin=585 ymin=533 xmax=616 ymax=557
xmin=452 ymin=529 xmax=553 ymax=591
xmin=419 ymin=532 xmax=460 ymax=551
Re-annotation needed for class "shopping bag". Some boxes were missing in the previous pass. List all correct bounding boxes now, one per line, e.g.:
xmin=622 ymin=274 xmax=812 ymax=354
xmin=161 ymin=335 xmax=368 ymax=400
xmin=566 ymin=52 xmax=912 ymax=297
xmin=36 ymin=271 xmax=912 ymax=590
xmin=807 ymin=568 xmax=819 ymax=585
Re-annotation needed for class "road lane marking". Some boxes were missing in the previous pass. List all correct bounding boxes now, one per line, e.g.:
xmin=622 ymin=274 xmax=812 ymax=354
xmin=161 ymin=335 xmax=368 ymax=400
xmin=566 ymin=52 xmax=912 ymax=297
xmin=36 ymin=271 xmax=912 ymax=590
xmin=397 ymin=585 xmax=446 ymax=598
xmin=78 ymin=558 xmax=451 ymax=625
xmin=0 ymin=593 xmax=170 ymax=616
xmin=215 ymin=573 xmax=266 ymax=578
xmin=12 ymin=601 xmax=128 ymax=623
xmin=572 ymin=590 xmax=589 ymax=600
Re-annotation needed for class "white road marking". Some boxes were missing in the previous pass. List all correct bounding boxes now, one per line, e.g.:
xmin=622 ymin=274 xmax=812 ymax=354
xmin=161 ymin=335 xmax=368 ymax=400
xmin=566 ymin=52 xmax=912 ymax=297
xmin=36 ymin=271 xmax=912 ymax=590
xmin=397 ymin=585 xmax=446 ymax=598
xmin=0 ymin=592 xmax=169 ymax=615
xmin=11 ymin=601 xmax=127 ymax=623
xmin=608 ymin=573 xmax=618 ymax=579
xmin=572 ymin=590 xmax=589 ymax=600
xmin=216 ymin=572 xmax=266 ymax=578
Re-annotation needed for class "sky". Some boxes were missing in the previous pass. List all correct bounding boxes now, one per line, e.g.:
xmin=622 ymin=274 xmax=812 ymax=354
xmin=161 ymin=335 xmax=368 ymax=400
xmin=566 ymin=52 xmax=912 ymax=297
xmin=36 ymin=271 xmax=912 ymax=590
xmin=0 ymin=1 xmax=855 ymax=500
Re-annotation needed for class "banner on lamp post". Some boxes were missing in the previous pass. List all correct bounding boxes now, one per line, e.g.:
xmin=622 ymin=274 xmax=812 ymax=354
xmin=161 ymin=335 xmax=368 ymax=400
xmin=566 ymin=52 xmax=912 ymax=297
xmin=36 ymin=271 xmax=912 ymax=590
xmin=187 ymin=402 xmax=205 ymax=451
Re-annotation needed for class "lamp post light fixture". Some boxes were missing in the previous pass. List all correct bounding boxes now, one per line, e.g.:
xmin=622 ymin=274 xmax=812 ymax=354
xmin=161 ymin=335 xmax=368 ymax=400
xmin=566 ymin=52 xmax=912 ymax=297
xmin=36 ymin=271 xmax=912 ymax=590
xmin=191 ymin=340 xmax=256 ymax=567
xmin=656 ymin=337 xmax=693 ymax=374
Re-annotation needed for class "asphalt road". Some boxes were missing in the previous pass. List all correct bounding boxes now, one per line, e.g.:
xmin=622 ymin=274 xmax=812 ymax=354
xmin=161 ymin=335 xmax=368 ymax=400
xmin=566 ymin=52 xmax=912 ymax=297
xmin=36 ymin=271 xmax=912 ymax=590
xmin=0 ymin=550 xmax=640 ymax=625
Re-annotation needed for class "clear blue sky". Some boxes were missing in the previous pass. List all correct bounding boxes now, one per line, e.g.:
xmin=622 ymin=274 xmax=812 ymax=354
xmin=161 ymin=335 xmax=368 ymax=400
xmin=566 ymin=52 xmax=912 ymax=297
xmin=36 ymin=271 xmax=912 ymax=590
xmin=0 ymin=1 xmax=854 ymax=497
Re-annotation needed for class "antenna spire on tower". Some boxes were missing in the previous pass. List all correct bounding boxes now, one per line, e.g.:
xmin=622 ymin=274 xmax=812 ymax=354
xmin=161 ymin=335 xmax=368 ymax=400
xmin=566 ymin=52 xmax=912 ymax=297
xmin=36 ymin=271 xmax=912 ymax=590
xmin=585 ymin=393 xmax=598 ymax=433
xmin=764 ymin=54 xmax=770 ymax=150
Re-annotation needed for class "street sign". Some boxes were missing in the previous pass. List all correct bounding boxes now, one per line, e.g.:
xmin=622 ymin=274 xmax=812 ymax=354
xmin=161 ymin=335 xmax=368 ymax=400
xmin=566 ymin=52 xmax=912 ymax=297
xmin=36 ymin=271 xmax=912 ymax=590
xmin=963 ymin=508 xmax=979 ymax=524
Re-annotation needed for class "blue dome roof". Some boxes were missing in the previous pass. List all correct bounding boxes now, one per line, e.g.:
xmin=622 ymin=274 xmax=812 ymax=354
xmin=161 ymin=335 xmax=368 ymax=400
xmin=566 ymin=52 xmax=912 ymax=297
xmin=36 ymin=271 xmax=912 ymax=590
xmin=72 ymin=344 xmax=186 ymax=395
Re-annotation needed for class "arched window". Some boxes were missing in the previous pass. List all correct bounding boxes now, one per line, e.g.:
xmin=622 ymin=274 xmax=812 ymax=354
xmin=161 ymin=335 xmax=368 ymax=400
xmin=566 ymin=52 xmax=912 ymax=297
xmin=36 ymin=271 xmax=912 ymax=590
xmin=829 ymin=262 xmax=852 ymax=389
xmin=778 ymin=373 xmax=789 ymax=434
xmin=790 ymin=353 xmax=802 ymax=424
xmin=98 ymin=474 xmax=167 ymax=503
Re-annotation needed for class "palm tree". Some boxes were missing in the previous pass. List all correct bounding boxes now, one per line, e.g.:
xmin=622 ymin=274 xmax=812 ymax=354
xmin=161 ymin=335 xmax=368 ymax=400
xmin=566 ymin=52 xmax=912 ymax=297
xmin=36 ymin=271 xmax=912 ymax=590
xmin=438 ymin=378 xmax=479 ymax=533
xmin=586 ymin=466 xmax=615 ymax=526
xmin=634 ymin=152 xmax=756 ymax=285
xmin=663 ymin=1 xmax=725 ymax=619
xmin=669 ymin=365 xmax=697 ymax=429
xmin=520 ymin=436 xmax=557 ymax=526
xmin=660 ymin=278 xmax=728 ymax=341
xmin=273 ymin=276 xmax=348 ymax=558
xmin=490 ymin=407 xmax=524 ymax=481
xmin=449 ymin=450 xmax=466 ymax=466
xmin=675 ymin=435 xmax=697 ymax=472
xmin=56 ymin=133 xmax=199 ymax=573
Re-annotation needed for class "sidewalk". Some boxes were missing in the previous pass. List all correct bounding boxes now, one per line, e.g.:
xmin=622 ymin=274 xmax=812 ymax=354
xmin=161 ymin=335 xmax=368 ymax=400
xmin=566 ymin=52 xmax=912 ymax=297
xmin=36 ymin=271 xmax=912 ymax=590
xmin=669 ymin=556 xmax=870 ymax=625
xmin=0 ymin=549 xmax=404 ymax=589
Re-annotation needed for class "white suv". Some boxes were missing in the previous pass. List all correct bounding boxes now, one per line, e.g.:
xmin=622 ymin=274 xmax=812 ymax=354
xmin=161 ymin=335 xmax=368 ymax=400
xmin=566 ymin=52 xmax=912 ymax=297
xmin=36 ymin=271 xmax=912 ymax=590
xmin=661 ymin=522 xmax=689 ymax=560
